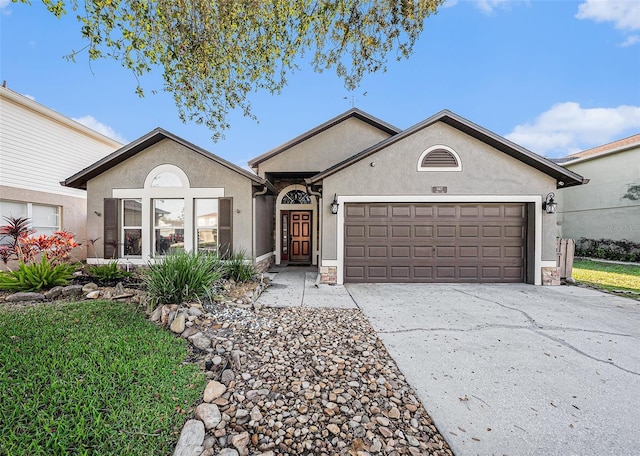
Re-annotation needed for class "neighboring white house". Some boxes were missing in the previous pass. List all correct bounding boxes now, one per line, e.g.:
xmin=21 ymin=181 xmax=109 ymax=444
xmin=557 ymin=134 xmax=640 ymax=243
xmin=0 ymin=85 xmax=122 ymax=263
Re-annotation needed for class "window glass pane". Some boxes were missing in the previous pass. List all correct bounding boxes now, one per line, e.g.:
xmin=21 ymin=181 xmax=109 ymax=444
xmin=154 ymin=199 xmax=185 ymax=227
xmin=151 ymin=172 xmax=183 ymax=188
xmin=124 ymin=229 xmax=142 ymax=256
xmin=155 ymin=228 xmax=184 ymax=255
xmin=123 ymin=199 xmax=142 ymax=226
xmin=0 ymin=200 xmax=27 ymax=220
xmin=32 ymin=204 xmax=59 ymax=228
xmin=197 ymin=229 xmax=217 ymax=253
xmin=196 ymin=199 xmax=218 ymax=227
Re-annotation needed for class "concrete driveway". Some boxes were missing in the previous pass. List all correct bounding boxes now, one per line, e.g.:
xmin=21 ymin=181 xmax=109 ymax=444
xmin=347 ymin=283 xmax=640 ymax=456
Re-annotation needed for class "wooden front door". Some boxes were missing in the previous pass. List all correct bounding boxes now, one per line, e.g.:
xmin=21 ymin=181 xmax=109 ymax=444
xmin=290 ymin=211 xmax=311 ymax=263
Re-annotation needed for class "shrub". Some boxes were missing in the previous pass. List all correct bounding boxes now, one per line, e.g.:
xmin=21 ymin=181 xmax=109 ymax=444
xmin=575 ymin=238 xmax=640 ymax=263
xmin=143 ymin=250 xmax=223 ymax=305
xmin=0 ymin=255 xmax=77 ymax=291
xmin=223 ymin=250 xmax=255 ymax=282
xmin=86 ymin=261 xmax=132 ymax=281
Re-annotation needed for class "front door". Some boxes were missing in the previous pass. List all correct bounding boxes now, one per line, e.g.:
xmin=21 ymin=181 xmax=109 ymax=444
xmin=290 ymin=211 xmax=311 ymax=263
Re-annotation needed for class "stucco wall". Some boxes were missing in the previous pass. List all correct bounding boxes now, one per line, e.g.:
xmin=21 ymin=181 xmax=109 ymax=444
xmin=256 ymin=117 xmax=393 ymax=176
xmin=0 ymin=185 xmax=88 ymax=263
xmin=321 ymin=122 xmax=558 ymax=261
xmin=86 ymin=138 xmax=255 ymax=259
xmin=558 ymin=147 xmax=640 ymax=243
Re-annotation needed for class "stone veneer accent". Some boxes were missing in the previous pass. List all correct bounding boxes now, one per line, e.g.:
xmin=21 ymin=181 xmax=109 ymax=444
xmin=254 ymin=254 xmax=275 ymax=274
xmin=319 ymin=266 xmax=337 ymax=284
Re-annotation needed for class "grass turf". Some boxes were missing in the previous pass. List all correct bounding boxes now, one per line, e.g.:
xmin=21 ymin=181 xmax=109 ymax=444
xmin=0 ymin=300 xmax=204 ymax=455
xmin=572 ymin=259 xmax=640 ymax=294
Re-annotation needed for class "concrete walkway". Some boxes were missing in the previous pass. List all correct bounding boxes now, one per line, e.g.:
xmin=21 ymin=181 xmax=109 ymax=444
xmin=256 ymin=265 xmax=356 ymax=308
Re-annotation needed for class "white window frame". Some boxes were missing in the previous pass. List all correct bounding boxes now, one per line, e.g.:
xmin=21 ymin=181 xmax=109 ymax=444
xmin=121 ymin=199 xmax=143 ymax=258
xmin=0 ymin=200 xmax=61 ymax=235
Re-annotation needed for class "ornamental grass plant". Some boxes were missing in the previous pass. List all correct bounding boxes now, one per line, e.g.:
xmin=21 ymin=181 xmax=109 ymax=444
xmin=143 ymin=250 xmax=224 ymax=305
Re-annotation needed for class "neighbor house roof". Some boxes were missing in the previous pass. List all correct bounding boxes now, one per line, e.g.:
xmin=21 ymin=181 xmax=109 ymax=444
xmin=247 ymin=108 xmax=401 ymax=169
xmin=558 ymin=133 xmax=640 ymax=165
xmin=63 ymin=128 xmax=276 ymax=193
xmin=307 ymin=109 xmax=587 ymax=188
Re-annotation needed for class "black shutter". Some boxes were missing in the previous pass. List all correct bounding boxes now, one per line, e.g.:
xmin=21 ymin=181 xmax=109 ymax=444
xmin=218 ymin=198 xmax=233 ymax=259
xmin=104 ymin=198 xmax=119 ymax=259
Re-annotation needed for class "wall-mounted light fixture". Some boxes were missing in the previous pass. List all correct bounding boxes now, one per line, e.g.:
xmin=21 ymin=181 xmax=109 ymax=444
xmin=331 ymin=194 xmax=339 ymax=215
xmin=542 ymin=193 xmax=557 ymax=214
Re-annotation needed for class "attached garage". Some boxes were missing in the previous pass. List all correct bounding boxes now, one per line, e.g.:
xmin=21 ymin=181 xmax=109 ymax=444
xmin=344 ymin=202 xmax=527 ymax=283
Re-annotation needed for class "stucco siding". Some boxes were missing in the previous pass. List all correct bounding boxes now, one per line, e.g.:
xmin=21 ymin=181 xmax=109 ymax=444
xmin=321 ymin=122 xmax=558 ymax=261
xmin=0 ymin=185 xmax=88 ymax=261
xmin=559 ymin=147 xmax=640 ymax=242
xmin=86 ymin=138 xmax=255 ymax=258
xmin=257 ymin=117 xmax=393 ymax=176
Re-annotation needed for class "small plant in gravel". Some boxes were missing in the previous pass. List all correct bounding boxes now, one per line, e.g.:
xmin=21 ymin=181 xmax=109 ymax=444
xmin=86 ymin=261 xmax=132 ymax=281
xmin=223 ymin=249 xmax=255 ymax=282
xmin=143 ymin=250 xmax=224 ymax=305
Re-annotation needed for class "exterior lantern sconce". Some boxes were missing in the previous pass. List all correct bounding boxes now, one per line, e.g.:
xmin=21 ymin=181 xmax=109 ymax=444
xmin=542 ymin=193 xmax=557 ymax=214
xmin=331 ymin=194 xmax=339 ymax=215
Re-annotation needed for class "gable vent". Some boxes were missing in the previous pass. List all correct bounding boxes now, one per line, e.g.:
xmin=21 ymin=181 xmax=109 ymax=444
xmin=418 ymin=145 xmax=462 ymax=172
xmin=421 ymin=149 xmax=458 ymax=167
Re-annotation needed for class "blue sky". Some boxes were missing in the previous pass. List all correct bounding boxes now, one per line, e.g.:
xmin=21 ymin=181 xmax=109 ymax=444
xmin=1 ymin=0 xmax=639 ymax=165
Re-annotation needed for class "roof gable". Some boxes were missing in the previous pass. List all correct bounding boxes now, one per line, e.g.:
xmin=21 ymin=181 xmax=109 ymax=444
xmin=247 ymin=108 xmax=400 ymax=169
xmin=308 ymin=110 xmax=586 ymax=188
xmin=64 ymin=128 xmax=270 ymax=190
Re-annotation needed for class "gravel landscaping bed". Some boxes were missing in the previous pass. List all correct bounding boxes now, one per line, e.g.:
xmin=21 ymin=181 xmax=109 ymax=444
xmin=174 ymin=303 xmax=453 ymax=455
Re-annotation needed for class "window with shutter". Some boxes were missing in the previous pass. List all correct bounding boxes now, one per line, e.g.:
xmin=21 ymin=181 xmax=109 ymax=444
xmin=218 ymin=198 xmax=233 ymax=259
xmin=103 ymin=198 xmax=119 ymax=259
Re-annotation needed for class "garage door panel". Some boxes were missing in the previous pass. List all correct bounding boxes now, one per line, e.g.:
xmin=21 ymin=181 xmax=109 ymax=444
xmin=346 ymin=225 xmax=365 ymax=238
xmin=344 ymin=203 xmax=526 ymax=283
xmin=391 ymin=225 xmax=411 ymax=238
xmin=369 ymin=225 xmax=388 ymax=237
xmin=368 ymin=206 xmax=388 ymax=217
xmin=415 ymin=225 xmax=434 ymax=237
xmin=346 ymin=205 xmax=366 ymax=218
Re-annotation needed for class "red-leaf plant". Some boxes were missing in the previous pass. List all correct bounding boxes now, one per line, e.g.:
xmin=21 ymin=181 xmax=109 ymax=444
xmin=0 ymin=217 xmax=79 ymax=268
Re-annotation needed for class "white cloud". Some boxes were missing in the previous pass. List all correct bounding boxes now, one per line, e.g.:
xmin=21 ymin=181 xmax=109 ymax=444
xmin=72 ymin=115 xmax=127 ymax=144
xmin=475 ymin=0 xmax=527 ymax=14
xmin=0 ymin=0 xmax=11 ymax=15
xmin=23 ymin=94 xmax=36 ymax=101
xmin=505 ymin=102 xmax=640 ymax=157
xmin=620 ymin=34 xmax=640 ymax=47
xmin=443 ymin=0 xmax=458 ymax=8
xmin=576 ymin=0 xmax=640 ymax=31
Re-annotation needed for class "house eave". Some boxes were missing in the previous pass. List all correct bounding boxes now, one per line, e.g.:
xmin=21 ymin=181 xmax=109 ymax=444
xmin=247 ymin=108 xmax=401 ymax=168
xmin=63 ymin=128 xmax=266 ymax=190
xmin=308 ymin=110 xmax=587 ymax=188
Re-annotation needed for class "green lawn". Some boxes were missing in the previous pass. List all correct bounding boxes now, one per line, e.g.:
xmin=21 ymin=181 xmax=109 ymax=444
xmin=572 ymin=259 xmax=640 ymax=295
xmin=0 ymin=300 xmax=204 ymax=456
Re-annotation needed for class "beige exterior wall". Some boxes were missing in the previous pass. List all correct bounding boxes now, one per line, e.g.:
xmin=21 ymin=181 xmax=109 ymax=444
xmin=86 ymin=138 xmax=255 ymax=261
xmin=255 ymin=117 xmax=393 ymax=176
xmin=319 ymin=122 xmax=559 ymax=284
xmin=558 ymin=147 xmax=640 ymax=243
xmin=255 ymin=194 xmax=274 ymax=257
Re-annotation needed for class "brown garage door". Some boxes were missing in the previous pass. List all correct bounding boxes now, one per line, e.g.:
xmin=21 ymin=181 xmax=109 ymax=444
xmin=344 ymin=203 xmax=526 ymax=283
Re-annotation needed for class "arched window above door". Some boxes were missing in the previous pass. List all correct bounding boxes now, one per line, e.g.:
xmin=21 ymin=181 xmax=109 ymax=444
xmin=281 ymin=189 xmax=311 ymax=205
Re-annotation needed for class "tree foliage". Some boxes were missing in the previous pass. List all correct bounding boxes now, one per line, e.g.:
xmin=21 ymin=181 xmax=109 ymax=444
xmin=27 ymin=0 xmax=444 ymax=140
